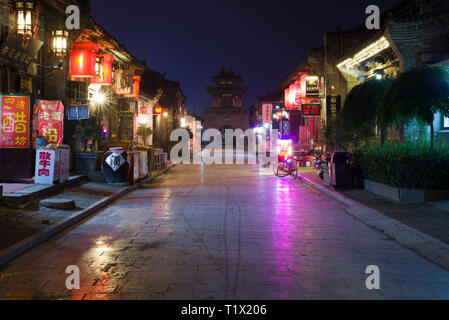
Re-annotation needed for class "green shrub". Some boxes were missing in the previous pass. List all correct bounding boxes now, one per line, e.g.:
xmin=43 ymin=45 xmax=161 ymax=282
xmin=358 ymin=142 xmax=449 ymax=190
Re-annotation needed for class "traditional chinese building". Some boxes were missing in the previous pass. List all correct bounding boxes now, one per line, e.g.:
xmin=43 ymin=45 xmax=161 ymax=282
xmin=140 ymin=68 xmax=187 ymax=153
xmin=0 ymin=0 xmax=90 ymax=179
xmin=66 ymin=16 xmax=146 ymax=147
xmin=204 ymin=66 xmax=249 ymax=132
xmin=335 ymin=0 xmax=449 ymax=144
xmin=282 ymin=47 xmax=325 ymax=153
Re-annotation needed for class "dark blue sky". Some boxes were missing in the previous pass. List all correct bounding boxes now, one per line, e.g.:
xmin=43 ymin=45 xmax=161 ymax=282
xmin=91 ymin=0 xmax=403 ymax=116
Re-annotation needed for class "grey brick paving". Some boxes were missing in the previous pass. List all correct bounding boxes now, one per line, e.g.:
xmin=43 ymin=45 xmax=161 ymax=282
xmin=0 ymin=182 xmax=123 ymax=251
xmin=1 ymin=162 xmax=449 ymax=299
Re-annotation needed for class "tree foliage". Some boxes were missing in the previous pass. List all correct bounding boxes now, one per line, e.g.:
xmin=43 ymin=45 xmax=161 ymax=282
xmin=378 ymin=66 xmax=449 ymax=147
xmin=324 ymin=78 xmax=392 ymax=151
xmin=342 ymin=78 xmax=392 ymax=148
xmin=72 ymin=115 xmax=102 ymax=151
xmin=137 ymin=124 xmax=153 ymax=146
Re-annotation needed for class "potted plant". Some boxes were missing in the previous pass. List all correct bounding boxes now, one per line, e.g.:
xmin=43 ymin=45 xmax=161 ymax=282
xmin=72 ymin=115 xmax=102 ymax=175
xmin=137 ymin=124 xmax=153 ymax=146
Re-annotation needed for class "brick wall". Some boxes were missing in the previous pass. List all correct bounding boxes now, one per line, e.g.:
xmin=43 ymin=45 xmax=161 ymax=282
xmin=386 ymin=0 xmax=449 ymax=69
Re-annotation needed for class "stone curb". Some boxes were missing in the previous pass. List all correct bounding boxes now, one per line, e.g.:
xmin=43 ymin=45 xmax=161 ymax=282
xmin=1 ymin=175 xmax=87 ymax=205
xmin=0 ymin=164 xmax=176 ymax=268
xmin=298 ymin=174 xmax=449 ymax=272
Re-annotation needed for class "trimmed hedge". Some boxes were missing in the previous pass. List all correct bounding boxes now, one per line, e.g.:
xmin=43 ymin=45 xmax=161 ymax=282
xmin=358 ymin=142 xmax=449 ymax=190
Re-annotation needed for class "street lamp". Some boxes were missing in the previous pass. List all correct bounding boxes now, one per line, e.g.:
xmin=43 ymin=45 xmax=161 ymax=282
xmin=375 ymin=69 xmax=384 ymax=80
xmin=51 ymin=30 xmax=69 ymax=56
xmin=14 ymin=0 xmax=37 ymax=40
xmin=92 ymin=91 xmax=106 ymax=104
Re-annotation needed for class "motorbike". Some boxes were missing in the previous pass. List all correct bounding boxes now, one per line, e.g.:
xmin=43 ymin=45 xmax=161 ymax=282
xmin=316 ymin=160 xmax=324 ymax=180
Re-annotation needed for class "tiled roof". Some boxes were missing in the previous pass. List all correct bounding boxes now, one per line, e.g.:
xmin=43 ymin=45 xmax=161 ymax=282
xmin=140 ymin=68 xmax=186 ymax=106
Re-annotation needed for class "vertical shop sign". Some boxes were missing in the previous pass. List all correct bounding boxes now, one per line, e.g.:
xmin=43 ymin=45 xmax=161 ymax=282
xmin=38 ymin=100 xmax=64 ymax=145
xmin=262 ymin=103 xmax=273 ymax=125
xmin=0 ymin=95 xmax=30 ymax=148
xmin=326 ymin=95 xmax=341 ymax=120
xmin=35 ymin=150 xmax=56 ymax=185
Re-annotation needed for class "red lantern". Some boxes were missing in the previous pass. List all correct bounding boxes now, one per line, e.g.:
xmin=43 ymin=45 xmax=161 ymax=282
xmin=284 ymin=86 xmax=297 ymax=110
xmin=284 ymin=87 xmax=290 ymax=108
xmin=70 ymin=42 xmax=99 ymax=78
xmin=133 ymin=75 xmax=140 ymax=97
xmin=91 ymin=54 xmax=114 ymax=85
xmin=285 ymin=75 xmax=308 ymax=110
xmin=154 ymin=105 xmax=162 ymax=114
xmin=299 ymin=74 xmax=308 ymax=98
xmin=140 ymin=107 xmax=147 ymax=114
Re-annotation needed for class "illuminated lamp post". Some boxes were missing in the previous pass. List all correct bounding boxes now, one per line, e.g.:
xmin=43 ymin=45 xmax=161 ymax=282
xmin=13 ymin=0 xmax=38 ymax=40
xmin=50 ymin=30 xmax=69 ymax=56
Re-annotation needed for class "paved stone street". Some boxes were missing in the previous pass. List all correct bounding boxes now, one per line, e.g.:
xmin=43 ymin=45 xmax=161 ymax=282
xmin=0 ymin=182 xmax=123 ymax=252
xmin=1 ymin=160 xmax=449 ymax=300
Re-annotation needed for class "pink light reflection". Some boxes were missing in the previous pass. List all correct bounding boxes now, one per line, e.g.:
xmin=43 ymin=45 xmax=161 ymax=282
xmin=270 ymin=178 xmax=297 ymax=298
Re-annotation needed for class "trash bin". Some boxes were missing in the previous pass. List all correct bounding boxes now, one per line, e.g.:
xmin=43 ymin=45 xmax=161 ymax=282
xmin=321 ymin=162 xmax=331 ymax=187
xmin=329 ymin=152 xmax=351 ymax=188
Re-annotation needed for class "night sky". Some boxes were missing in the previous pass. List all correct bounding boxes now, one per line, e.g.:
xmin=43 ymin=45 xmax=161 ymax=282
xmin=91 ymin=0 xmax=403 ymax=116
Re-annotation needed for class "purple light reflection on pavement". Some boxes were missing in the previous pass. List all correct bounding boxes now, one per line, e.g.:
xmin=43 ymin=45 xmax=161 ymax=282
xmin=271 ymin=178 xmax=297 ymax=299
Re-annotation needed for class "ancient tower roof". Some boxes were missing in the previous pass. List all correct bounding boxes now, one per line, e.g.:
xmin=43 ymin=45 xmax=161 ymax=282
xmin=206 ymin=66 xmax=247 ymax=96
xmin=210 ymin=66 xmax=243 ymax=85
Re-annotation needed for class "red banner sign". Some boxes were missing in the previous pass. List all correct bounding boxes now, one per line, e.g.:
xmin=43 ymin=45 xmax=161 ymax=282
xmin=38 ymin=100 xmax=64 ymax=145
xmin=302 ymin=104 xmax=321 ymax=117
xmin=0 ymin=95 xmax=30 ymax=148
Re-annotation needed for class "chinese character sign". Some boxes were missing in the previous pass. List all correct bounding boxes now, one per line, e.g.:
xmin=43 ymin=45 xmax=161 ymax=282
xmin=35 ymin=150 xmax=56 ymax=185
xmin=326 ymin=95 xmax=341 ymax=121
xmin=0 ymin=95 xmax=30 ymax=148
xmin=38 ymin=100 xmax=64 ymax=145
xmin=0 ymin=33 xmax=43 ymax=72
xmin=68 ymin=104 xmax=89 ymax=120
xmin=302 ymin=104 xmax=322 ymax=117
xmin=305 ymin=77 xmax=320 ymax=97
xmin=262 ymin=103 xmax=273 ymax=125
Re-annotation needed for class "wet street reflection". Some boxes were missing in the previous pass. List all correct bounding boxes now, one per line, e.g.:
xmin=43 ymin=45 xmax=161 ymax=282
xmin=1 ymin=160 xmax=449 ymax=300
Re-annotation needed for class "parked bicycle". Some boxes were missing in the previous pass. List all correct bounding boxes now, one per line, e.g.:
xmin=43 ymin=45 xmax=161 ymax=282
xmin=273 ymin=156 xmax=298 ymax=180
